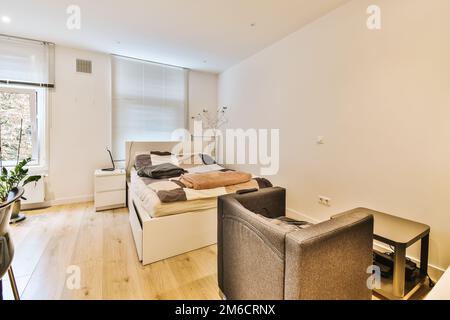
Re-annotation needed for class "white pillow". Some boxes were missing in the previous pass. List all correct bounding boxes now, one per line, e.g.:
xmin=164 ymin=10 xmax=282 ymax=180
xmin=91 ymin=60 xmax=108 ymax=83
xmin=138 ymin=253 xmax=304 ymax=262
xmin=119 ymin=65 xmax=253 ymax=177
xmin=187 ymin=164 xmax=224 ymax=174
xmin=151 ymin=154 xmax=180 ymax=166
xmin=177 ymin=153 xmax=204 ymax=166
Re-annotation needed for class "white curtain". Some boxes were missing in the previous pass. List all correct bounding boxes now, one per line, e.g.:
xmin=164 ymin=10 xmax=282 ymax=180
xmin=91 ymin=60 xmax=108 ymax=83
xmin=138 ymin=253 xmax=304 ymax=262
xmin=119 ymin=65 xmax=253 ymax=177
xmin=0 ymin=35 xmax=55 ymax=87
xmin=112 ymin=55 xmax=189 ymax=160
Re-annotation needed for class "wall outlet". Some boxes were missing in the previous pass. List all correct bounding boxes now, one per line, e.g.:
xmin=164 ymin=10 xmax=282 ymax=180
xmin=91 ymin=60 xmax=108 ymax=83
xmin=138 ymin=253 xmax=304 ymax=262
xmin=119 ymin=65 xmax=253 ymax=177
xmin=318 ymin=196 xmax=331 ymax=207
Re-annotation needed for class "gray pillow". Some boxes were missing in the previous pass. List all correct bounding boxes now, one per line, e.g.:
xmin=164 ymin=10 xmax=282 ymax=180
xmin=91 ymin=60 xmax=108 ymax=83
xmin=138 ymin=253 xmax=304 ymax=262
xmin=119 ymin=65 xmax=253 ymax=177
xmin=138 ymin=163 xmax=187 ymax=179
xmin=135 ymin=154 xmax=152 ymax=170
xmin=200 ymin=154 xmax=217 ymax=165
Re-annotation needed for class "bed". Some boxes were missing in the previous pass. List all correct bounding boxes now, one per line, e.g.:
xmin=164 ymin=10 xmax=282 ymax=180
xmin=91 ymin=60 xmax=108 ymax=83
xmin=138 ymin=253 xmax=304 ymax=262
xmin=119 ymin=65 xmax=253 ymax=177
xmin=130 ymin=166 xmax=220 ymax=218
xmin=126 ymin=140 xmax=224 ymax=265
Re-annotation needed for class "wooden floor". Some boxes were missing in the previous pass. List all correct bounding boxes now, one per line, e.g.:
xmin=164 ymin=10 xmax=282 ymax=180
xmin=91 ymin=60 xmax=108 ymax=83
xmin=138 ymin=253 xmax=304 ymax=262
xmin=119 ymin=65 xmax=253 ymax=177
xmin=2 ymin=202 xmax=221 ymax=300
xmin=2 ymin=202 xmax=431 ymax=300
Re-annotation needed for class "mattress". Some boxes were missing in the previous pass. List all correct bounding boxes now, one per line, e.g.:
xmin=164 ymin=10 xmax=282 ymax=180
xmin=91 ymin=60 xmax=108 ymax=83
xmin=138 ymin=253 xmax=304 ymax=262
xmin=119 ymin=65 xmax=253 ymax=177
xmin=130 ymin=165 xmax=224 ymax=218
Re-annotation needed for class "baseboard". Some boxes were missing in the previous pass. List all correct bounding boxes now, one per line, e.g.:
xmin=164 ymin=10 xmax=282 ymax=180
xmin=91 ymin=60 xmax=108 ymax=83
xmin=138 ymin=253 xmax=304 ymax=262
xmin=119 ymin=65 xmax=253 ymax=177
xmin=286 ymin=208 xmax=320 ymax=224
xmin=50 ymin=195 xmax=94 ymax=206
xmin=286 ymin=207 xmax=445 ymax=281
xmin=22 ymin=195 xmax=94 ymax=210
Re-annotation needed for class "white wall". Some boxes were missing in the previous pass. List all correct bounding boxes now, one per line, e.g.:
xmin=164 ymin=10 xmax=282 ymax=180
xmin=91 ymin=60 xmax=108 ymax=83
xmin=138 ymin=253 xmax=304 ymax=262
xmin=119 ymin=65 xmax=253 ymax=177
xmin=219 ymin=0 xmax=450 ymax=271
xmin=44 ymin=47 xmax=218 ymax=204
xmin=47 ymin=46 xmax=112 ymax=204
xmin=188 ymin=71 xmax=219 ymax=132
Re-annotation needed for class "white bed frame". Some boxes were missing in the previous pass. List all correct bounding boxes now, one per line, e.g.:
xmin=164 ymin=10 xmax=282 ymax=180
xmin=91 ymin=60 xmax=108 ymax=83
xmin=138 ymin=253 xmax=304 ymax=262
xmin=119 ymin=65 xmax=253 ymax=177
xmin=126 ymin=141 xmax=218 ymax=265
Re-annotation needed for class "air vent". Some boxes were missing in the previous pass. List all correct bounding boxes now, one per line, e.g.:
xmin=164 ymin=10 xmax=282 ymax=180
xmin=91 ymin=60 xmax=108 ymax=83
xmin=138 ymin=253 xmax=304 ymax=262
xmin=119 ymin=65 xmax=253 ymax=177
xmin=76 ymin=59 xmax=92 ymax=74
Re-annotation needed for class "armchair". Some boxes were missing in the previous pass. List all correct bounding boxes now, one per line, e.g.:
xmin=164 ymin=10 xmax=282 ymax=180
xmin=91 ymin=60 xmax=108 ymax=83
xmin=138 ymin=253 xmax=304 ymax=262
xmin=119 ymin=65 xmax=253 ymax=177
xmin=217 ymin=187 xmax=374 ymax=300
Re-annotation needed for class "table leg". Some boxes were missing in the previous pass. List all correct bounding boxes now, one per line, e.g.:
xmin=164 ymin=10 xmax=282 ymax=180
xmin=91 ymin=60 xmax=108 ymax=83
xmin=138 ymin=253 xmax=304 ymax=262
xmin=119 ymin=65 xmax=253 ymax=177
xmin=8 ymin=267 xmax=20 ymax=300
xmin=393 ymin=244 xmax=406 ymax=298
xmin=420 ymin=234 xmax=430 ymax=277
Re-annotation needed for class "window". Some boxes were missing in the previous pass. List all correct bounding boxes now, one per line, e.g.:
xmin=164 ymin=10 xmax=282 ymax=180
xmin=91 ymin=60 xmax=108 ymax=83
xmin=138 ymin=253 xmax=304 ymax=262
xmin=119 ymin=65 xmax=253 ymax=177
xmin=0 ymin=35 xmax=54 ymax=169
xmin=0 ymin=35 xmax=55 ymax=87
xmin=111 ymin=55 xmax=189 ymax=160
xmin=0 ymin=86 xmax=46 ymax=167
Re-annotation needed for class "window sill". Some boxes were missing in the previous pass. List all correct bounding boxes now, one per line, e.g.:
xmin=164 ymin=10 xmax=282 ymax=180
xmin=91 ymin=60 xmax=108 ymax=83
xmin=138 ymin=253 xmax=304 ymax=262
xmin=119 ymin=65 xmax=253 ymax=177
xmin=1 ymin=163 xmax=48 ymax=176
xmin=28 ymin=166 xmax=49 ymax=176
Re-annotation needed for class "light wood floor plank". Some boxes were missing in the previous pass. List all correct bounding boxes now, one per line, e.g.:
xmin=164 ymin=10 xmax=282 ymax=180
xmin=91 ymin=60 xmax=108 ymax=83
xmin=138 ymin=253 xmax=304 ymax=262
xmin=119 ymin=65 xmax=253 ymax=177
xmin=11 ymin=202 xmax=220 ymax=300
xmin=20 ymin=204 xmax=85 ymax=299
xmin=101 ymin=208 xmax=146 ymax=300
xmin=3 ymin=202 xmax=426 ymax=300
xmin=3 ymin=202 xmax=221 ymax=300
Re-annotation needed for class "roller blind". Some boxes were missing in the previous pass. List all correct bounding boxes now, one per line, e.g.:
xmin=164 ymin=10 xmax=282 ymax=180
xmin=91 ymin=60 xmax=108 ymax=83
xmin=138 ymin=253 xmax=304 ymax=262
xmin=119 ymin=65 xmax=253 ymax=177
xmin=112 ymin=55 xmax=189 ymax=160
xmin=0 ymin=35 xmax=55 ymax=88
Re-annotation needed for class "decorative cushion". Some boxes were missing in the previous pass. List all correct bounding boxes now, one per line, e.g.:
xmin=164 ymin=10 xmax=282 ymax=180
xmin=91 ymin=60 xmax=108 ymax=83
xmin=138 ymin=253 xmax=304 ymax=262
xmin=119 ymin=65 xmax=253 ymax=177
xmin=201 ymin=154 xmax=217 ymax=165
xmin=151 ymin=152 xmax=180 ymax=166
xmin=177 ymin=154 xmax=204 ymax=168
xmin=135 ymin=153 xmax=152 ymax=170
xmin=137 ymin=163 xmax=187 ymax=179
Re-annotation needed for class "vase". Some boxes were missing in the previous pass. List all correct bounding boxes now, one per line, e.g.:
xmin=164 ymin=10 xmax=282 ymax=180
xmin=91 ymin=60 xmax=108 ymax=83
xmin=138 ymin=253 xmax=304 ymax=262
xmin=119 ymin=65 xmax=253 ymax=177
xmin=9 ymin=199 xmax=26 ymax=224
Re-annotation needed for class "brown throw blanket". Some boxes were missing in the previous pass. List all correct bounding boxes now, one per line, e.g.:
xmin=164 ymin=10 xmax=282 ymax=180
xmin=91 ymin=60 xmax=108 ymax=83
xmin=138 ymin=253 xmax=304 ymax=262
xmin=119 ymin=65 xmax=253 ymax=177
xmin=180 ymin=171 xmax=252 ymax=190
xmin=148 ymin=177 xmax=272 ymax=203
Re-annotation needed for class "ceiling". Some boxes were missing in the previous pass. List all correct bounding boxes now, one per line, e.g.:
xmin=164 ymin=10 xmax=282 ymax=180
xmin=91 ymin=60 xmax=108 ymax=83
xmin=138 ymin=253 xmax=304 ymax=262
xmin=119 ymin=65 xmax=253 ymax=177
xmin=0 ymin=0 xmax=350 ymax=73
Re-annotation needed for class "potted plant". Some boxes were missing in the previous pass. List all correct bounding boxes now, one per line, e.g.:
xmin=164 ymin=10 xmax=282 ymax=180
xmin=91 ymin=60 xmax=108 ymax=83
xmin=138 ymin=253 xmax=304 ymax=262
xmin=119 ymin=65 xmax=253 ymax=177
xmin=1 ymin=119 xmax=42 ymax=224
xmin=1 ymin=158 xmax=42 ymax=223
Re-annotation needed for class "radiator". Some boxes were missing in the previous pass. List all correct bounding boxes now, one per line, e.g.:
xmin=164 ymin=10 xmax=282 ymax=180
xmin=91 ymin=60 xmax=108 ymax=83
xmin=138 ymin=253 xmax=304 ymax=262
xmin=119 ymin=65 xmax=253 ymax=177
xmin=22 ymin=176 xmax=45 ymax=205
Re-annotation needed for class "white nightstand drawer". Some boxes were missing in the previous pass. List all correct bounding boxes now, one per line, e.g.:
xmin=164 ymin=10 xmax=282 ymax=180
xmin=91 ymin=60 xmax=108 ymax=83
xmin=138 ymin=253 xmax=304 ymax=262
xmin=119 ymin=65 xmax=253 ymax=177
xmin=95 ymin=175 xmax=125 ymax=192
xmin=95 ymin=190 xmax=126 ymax=209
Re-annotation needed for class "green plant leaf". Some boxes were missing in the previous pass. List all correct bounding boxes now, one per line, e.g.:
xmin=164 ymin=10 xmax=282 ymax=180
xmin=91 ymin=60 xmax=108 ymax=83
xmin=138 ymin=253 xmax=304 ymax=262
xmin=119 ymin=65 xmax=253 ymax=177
xmin=22 ymin=175 xmax=42 ymax=187
xmin=0 ymin=158 xmax=39 ymax=201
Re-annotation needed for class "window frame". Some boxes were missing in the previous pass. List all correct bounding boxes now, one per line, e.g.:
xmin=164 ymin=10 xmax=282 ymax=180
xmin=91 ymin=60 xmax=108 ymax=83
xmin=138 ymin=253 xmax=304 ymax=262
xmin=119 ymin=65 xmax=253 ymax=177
xmin=0 ymin=85 xmax=46 ymax=169
xmin=111 ymin=55 xmax=189 ymax=161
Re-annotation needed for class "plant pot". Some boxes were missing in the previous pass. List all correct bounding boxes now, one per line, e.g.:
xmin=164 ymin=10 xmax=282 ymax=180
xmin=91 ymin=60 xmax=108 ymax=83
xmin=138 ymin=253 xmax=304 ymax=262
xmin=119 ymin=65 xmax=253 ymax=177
xmin=0 ymin=201 xmax=15 ymax=242
xmin=0 ymin=188 xmax=24 ymax=234
xmin=9 ymin=199 xmax=26 ymax=224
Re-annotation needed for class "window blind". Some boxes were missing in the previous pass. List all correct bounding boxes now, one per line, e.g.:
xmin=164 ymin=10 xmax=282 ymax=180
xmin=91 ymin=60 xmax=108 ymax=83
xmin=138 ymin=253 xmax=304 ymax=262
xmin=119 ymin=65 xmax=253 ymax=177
xmin=112 ymin=55 xmax=189 ymax=160
xmin=0 ymin=35 xmax=55 ymax=88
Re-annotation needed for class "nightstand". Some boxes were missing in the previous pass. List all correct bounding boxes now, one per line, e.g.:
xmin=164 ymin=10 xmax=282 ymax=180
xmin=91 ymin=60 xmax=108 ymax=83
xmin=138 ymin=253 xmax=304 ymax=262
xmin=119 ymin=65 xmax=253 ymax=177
xmin=94 ymin=169 xmax=126 ymax=211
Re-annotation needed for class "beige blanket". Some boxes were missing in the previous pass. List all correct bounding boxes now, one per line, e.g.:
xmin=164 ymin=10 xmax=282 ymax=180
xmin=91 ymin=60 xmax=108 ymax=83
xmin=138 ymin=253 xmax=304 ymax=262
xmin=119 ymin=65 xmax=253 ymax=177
xmin=148 ymin=178 xmax=271 ymax=203
xmin=180 ymin=171 xmax=252 ymax=190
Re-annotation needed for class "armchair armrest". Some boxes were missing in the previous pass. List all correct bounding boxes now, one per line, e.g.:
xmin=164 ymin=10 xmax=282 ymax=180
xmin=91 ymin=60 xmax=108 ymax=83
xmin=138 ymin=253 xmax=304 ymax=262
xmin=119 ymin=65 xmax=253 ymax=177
xmin=284 ymin=211 xmax=374 ymax=300
xmin=217 ymin=187 xmax=287 ymax=298
xmin=230 ymin=187 xmax=286 ymax=219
